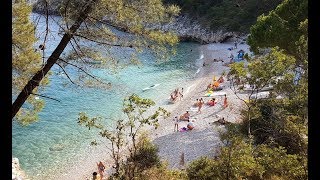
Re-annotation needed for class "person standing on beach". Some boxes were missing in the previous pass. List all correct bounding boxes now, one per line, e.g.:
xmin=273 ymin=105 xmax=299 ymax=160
xmin=173 ymin=116 xmax=179 ymax=132
xmin=179 ymin=88 xmax=184 ymax=100
xmin=197 ymin=98 xmax=204 ymax=113
xmin=223 ymin=94 xmax=228 ymax=108
xmin=97 ymin=161 xmax=105 ymax=179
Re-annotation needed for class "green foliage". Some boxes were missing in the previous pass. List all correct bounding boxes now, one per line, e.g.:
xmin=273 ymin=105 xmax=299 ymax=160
xmin=187 ymin=135 xmax=263 ymax=179
xmin=59 ymin=0 xmax=181 ymax=64
xmin=247 ymin=0 xmax=308 ymax=59
xmin=186 ymin=1 xmax=308 ymax=179
xmin=78 ymin=94 xmax=170 ymax=179
xmin=128 ymin=132 xmax=161 ymax=171
xmin=137 ymin=162 xmax=188 ymax=180
xmin=186 ymin=156 xmax=216 ymax=180
xmin=122 ymin=94 xmax=170 ymax=129
xmin=229 ymin=47 xmax=295 ymax=87
xmin=164 ymin=0 xmax=282 ymax=32
xmin=239 ymin=99 xmax=307 ymax=155
xmin=187 ymin=128 xmax=307 ymax=180
xmin=12 ymin=0 xmax=50 ymax=125
xmin=254 ymin=144 xmax=307 ymax=179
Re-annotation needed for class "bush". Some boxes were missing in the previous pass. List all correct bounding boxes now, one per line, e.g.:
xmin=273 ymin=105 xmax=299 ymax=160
xmin=129 ymin=133 xmax=161 ymax=171
xmin=186 ymin=157 xmax=216 ymax=180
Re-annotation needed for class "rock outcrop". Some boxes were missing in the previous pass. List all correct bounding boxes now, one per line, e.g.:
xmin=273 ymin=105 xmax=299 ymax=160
xmin=12 ymin=157 xmax=29 ymax=180
xmin=144 ymin=15 xmax=241 ymax=44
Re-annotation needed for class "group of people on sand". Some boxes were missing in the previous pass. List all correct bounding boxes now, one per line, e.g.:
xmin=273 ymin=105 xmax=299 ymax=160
xmin=193 ymin=98 xmax=205 ymax=114
xmin=206 ymin=98 xmax=217 ymax=106
xmin=169 ymin=39 xmax=239 ymax=133
xmin=207 ymin=76 xmax=224 ymax=91
xmin=174 ymin=111 xmax=194 ymax=132
xmin=170 ymin=88 xmax=183 ymax=102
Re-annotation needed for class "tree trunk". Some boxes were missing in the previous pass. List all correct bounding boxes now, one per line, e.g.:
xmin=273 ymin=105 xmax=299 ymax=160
xmin=12 ymin=0 xmax=97 ymax=119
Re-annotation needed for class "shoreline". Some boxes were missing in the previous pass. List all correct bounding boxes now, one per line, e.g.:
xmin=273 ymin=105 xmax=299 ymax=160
xmin=49 ymin=39 xmax=251 ymax=180
xmin=150 ymin=39 xmax=250 ymax=169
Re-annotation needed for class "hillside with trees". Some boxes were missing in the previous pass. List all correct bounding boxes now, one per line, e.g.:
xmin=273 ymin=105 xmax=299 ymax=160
xmin=164 ymin=0 xmax=283 ymax=32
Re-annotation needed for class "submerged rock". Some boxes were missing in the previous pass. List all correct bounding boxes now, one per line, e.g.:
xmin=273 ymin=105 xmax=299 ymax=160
xmin=49 ymin=143 xmax=65 ymax=151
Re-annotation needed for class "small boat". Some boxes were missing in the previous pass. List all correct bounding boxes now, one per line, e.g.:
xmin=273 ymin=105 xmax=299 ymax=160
xmin=142 ymin=84 xmax=160 ymax=91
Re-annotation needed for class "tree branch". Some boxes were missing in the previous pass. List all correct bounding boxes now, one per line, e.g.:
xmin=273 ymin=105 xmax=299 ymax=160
xmin=73 ymin=33 xmax=134 ymax=48
xmin=12 ymin=0 xmax=98 ymax=119
xmin=55 ymin=62 xmax=76 ymax=84
xmin=57 ymin=58 xmax=104 ymax=83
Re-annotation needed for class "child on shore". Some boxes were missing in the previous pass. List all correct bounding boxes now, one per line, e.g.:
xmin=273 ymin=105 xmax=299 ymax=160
xmin=223 ymin=94 xmax=228 ymax=108
xmin=173 ymin=116 xmax=179 ymax=132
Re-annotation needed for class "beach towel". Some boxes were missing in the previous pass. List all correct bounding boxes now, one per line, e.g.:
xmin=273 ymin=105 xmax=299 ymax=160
xmin=204 ymin=91 xmax=226 ymax=97
xmin=179 ymin=127 xmax=188 ymax=132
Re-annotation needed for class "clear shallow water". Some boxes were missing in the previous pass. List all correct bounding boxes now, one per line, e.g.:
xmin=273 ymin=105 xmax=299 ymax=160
xmin=12 ymin=13 xmax=202 ymax=179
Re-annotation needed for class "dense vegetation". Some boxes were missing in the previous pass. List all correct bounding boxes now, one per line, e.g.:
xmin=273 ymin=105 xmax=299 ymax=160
xmin=164 ymin=0 xmax=283 ymax=32
xmin=187 ymin=0 xmax=308 ymax=179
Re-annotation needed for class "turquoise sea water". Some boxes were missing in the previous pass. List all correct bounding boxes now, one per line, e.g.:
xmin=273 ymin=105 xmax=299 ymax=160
xmin=12 ymin=13 xmax=202 ymax=179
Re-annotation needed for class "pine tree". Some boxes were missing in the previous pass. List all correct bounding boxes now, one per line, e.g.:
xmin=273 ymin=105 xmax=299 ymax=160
xmin=12 ymin=0 xmax=49 ymax=125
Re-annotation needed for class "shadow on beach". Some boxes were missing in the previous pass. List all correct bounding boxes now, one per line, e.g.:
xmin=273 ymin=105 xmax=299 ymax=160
xmin=152 ymin=127 xmax=224 ymax=169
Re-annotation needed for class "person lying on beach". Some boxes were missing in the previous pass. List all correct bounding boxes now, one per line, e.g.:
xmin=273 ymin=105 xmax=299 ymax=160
xmin=206 ymin=83 xmax=212 ymax=90
xmin=213 ymin=81 xmax=220 ymax=88
xmin=212 ymin=86 xmax=223 ymax=91
xmin=179 ymin=111 xmax=190 ymax=121
xmin=213 ymin=58 xmax=224 ymax=63
xmin=207 ymin=98 xmax=217 ymax=106
xmin=187 ymin=120 xmax=194 ymax=130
